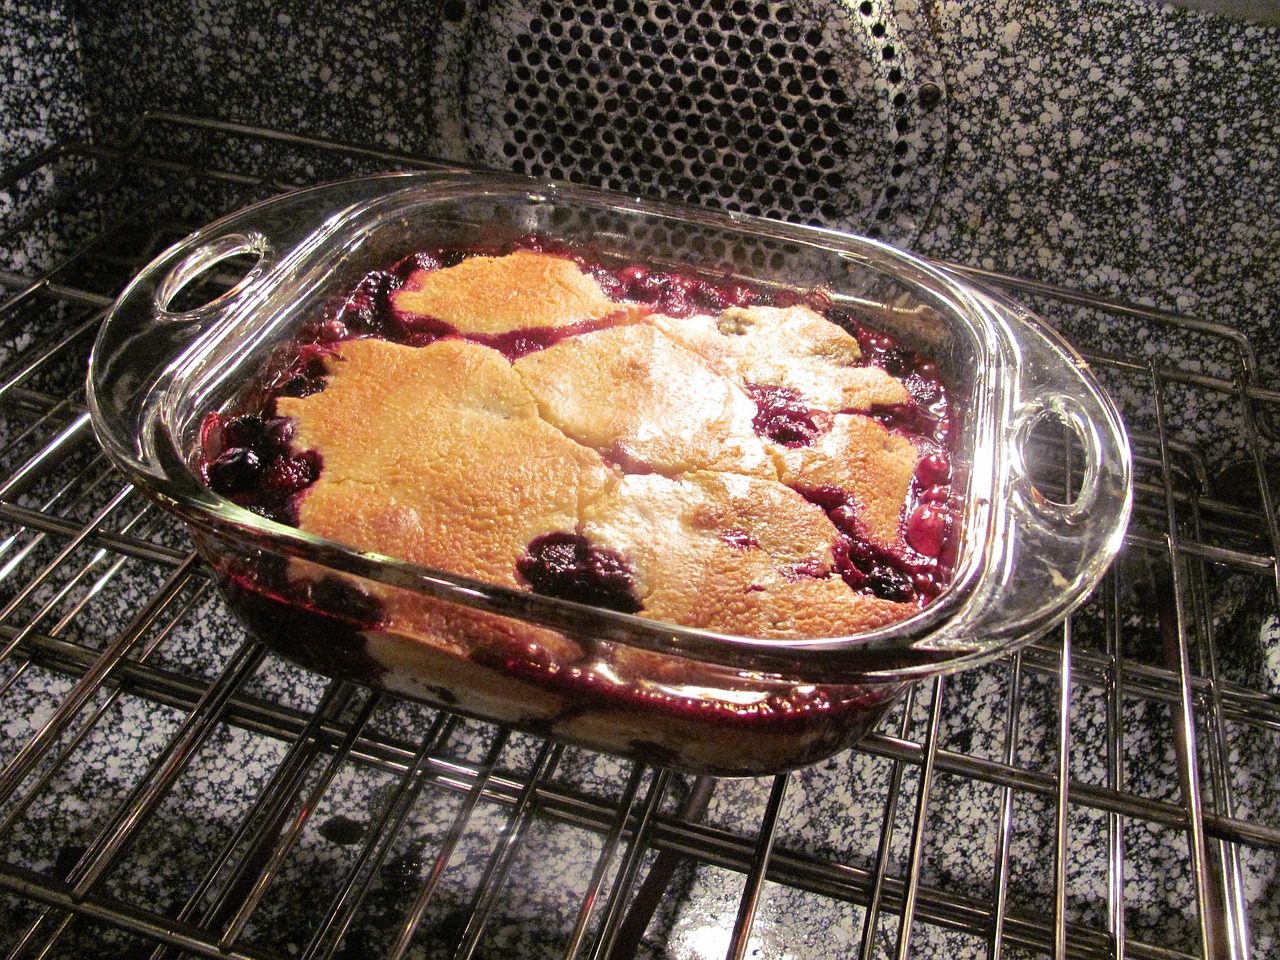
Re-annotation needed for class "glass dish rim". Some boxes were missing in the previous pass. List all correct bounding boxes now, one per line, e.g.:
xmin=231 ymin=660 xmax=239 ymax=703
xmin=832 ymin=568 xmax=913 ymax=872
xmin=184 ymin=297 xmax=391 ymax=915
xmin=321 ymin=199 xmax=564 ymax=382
xmin=86 ymin=171 xmax=1131 ymax=683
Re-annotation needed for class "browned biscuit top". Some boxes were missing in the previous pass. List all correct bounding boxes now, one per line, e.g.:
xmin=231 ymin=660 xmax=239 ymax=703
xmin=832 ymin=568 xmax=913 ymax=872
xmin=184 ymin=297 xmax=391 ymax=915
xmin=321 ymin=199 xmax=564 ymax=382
xmin=581 ymin=471 xmax=912 ymax=636
xmin=278 ymin=337 xmax=615 ymax=587
xmin=512 ymin=323 xmax=777 ymax=479
xmin=278 ymin=252 xmax=931 ymax=639
xmin=775 ymin=413 xmax=919 ymax=550
xmin=649 ymin=304 xmax=909 ymax=412
xmin=391 ymin=249 xmax=620 ymax=333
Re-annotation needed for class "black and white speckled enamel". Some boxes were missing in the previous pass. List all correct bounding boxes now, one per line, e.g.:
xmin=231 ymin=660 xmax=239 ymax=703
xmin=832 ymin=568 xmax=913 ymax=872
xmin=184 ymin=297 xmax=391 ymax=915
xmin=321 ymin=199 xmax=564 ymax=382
xmin=1 ymin=0 xmax=1278 ymax=956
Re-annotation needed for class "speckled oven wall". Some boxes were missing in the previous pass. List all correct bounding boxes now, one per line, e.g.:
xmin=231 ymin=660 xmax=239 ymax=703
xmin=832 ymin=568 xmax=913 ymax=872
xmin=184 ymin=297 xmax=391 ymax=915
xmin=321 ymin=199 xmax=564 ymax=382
xmin=4 ymin=0 xmax=1279 ymax=387
xmin=0 ymin=1 xmax=85 ymax=167
xmin=0 ymin=3 xmax=1278 ymax=956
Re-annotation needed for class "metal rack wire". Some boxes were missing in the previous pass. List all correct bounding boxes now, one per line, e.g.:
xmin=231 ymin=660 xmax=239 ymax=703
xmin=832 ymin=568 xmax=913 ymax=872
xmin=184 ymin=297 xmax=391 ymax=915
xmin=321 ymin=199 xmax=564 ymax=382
xmin=0 ymin=113 xmax=1276 ymax=960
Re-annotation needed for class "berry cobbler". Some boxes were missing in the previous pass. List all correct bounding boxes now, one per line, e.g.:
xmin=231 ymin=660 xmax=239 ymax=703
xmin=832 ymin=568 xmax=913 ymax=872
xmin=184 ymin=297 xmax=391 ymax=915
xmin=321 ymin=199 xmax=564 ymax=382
xmin=196 ymin=241 xmax=959 ymax=773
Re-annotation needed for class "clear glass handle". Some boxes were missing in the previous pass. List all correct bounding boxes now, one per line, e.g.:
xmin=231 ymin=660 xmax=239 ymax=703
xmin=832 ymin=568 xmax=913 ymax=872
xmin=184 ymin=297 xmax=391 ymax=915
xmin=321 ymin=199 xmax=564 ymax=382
xmin=153 ymin=231 xmax=274 ymax=321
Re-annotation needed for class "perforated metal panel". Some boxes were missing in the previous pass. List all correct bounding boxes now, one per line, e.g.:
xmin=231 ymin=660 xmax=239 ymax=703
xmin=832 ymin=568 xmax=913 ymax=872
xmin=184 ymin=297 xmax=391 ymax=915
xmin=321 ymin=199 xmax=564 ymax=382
xmin=429 ymin=0 xmax=948 ymax=244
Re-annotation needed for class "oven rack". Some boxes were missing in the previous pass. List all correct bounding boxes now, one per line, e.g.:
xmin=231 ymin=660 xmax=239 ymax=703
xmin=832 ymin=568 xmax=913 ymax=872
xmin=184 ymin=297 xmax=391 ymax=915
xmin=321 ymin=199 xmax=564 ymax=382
xmin=0 ymin=113 xmax=1276 ymax=960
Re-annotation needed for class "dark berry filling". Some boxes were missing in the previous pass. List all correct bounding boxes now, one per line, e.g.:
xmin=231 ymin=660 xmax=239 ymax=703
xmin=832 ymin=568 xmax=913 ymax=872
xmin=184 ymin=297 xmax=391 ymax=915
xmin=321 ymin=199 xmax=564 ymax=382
xmin=205 ymin=447 xmax=261 ymax=496
xmin=260 ymin=450 xmax=321 ymax=498
xmin=905 ymin=502 xmax=950 ymax=557
xmin=304 ymin=574 xmax=384 ymax=625
xmin=872 ymin=402 xmax=950 ymax=445
xmin=200 ymin=412 xmax=321 ymax=524
xmin=385 ymin=310 xmax=457 ymax=348
xmin=744 ymin=382 xmax=826 ymax=447
xmin=798 ymin=483 xmax=953 ymax=605
xmin=217 ymin=565 xmax=385 ymax=682
xmin=875 ymin=345 xmax=913 ymax=377
xmin=271 ymin=344 xmax=336 ymax=399
xmin=915 ymin=450 xmax=951 ymax=488
xmin=515 ymin=532 xmax=642 ymax=614
xmin=399 ymin=251 xmax=446 ymax=276
xmin=591 ymin=261 xmax=777 ymax=317
xmin=334 ymin=269 xmax=401 ymax=335
xmin=471 ymin=316 xmax=624 ymax=361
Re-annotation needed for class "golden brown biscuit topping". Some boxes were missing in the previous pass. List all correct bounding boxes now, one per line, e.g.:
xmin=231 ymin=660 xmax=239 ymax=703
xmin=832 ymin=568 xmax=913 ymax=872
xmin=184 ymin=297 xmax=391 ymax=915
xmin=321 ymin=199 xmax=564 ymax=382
xmin=206 ymin=248 xmax=957 ymax=637
xmin=278 ymin=337 xmax=615 ymax=588
xmin=391 ymin=249 xmax=621 ymax=333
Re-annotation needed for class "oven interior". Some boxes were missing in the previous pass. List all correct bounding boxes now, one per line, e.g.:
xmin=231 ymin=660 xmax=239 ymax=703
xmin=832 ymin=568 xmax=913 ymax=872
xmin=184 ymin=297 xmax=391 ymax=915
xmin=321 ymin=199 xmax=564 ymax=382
xmin=2 ymin=3 xmax=1279 ymax=959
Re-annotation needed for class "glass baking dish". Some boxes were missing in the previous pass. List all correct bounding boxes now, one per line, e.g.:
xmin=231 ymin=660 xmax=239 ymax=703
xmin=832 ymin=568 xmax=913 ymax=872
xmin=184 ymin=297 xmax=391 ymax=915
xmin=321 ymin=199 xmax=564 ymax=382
xmin=87 ymin=172 xmax=1131 ymax=775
